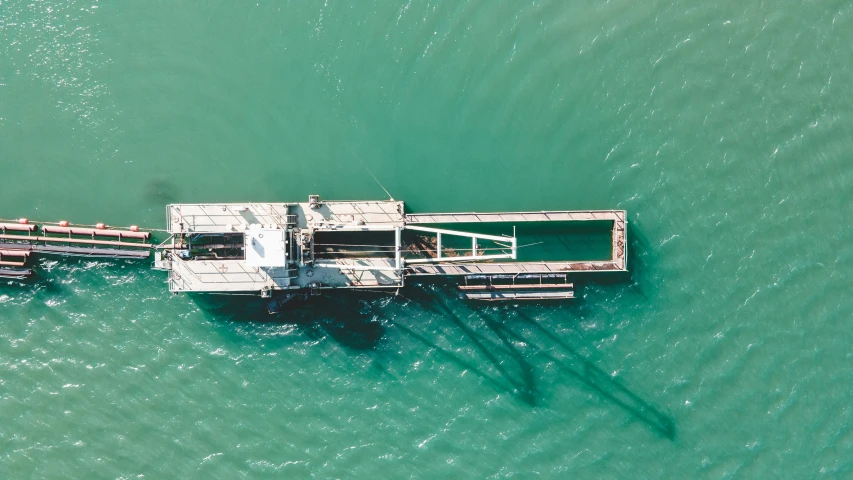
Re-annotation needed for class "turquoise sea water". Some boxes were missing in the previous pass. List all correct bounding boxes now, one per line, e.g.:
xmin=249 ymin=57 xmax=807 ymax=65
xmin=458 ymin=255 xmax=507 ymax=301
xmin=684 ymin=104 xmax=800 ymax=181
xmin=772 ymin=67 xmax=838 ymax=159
xmin=2 ymin=0 xmax=853 ymax=477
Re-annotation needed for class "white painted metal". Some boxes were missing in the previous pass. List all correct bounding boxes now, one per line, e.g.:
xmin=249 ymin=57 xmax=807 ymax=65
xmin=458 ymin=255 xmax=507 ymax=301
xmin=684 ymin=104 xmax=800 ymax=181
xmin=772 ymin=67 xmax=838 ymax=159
xmin=403 ymin=224 xmax=516 ymax=265
xmin=405 ymin=210 xmax=624 ymax=224
xmin=404 ymin=253 xmax=514 ymax=264
xmin=245 ymin=227 xmax=287 ymax=267
xmin=394 ymin=226 xmax=402 ymax=272
xmin=404 ymin=225 xmax=511 ymax=243
xmin=168 ymin=200 xmax=404 ymax=234
xmin=161 ymin=199 xmax=625 ymax=295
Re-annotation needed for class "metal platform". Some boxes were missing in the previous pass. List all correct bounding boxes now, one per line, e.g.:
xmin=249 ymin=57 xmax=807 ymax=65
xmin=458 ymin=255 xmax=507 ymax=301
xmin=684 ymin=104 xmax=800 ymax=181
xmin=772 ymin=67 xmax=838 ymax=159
xmin=1 ymin=197 xmax=627 ymax=301
xmin=460 ymin=290 xmax=576 ymax=301
xmin=166 ymin=257 xmax=402 ymax=294
xmin=405 ymin=210 xmax=624 ymax=224
xmin=405 ymin=209 xmax=627 ymax=272
xmin=167 ymin=200 xmax=404 ymax=234
xmin=456 ymin=273 xmax=576 ymax=301
xmin=406 ymin=260 xmax=623 ymax=276
xmin=155 ymin=197 xmax=626 ymax=296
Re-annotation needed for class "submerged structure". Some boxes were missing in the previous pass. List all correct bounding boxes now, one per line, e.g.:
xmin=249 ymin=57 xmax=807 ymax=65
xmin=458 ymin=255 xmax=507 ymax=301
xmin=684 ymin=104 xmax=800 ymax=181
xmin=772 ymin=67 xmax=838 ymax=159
xmin=1 ymin=196 xmax=626 ymax=303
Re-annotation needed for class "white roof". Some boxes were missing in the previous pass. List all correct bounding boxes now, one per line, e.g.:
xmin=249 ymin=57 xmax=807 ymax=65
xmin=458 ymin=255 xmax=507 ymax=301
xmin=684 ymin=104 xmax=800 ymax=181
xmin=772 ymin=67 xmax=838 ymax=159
xmin=244 ymin=227 xmax=287 ymax=267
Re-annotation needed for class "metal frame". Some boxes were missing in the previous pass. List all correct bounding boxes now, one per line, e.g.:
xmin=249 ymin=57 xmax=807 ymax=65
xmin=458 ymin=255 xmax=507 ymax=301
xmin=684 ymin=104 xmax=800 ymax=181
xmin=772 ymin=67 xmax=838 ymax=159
xmin=402 ymin=225 xmax=517 ymax=265
xmin=156 ymin=199 xmax=625 ymax=295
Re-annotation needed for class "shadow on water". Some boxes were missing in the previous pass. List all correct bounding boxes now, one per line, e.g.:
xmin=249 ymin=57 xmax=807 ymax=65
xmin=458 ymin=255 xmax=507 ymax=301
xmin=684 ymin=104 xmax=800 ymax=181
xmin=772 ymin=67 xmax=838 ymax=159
xmin=393 ymin=285 xmax=675 ymax=440
xmin=191 ymin=291 xmax=386 ymax=351
xmin=395 ymin=288 xmax=540 ymax=406
xmin=143 ymin=178 xmax=179 ymax=205
xmin=511 ymin=309 xmax=676 ymax=439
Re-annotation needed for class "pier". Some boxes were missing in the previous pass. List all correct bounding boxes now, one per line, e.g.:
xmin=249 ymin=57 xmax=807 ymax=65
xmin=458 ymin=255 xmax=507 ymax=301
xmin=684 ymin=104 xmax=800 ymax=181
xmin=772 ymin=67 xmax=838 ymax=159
xmin=0 ymin=221 xmax=152 ymax=278
xmin=1 ymin=197 xmax=626 ymax=302
xmin=403 ymin=210 xmax=626 ymax=276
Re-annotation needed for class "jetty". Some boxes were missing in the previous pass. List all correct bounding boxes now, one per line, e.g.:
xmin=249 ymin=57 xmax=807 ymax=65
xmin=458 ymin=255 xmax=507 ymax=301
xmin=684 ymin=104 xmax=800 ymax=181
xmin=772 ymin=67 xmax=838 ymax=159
xmin=0 ymin=221 xmax=151 ymax=279
xmin=1 ymin=196 xmax=626 ymax=302
xmin=153 ymin=196 xmax=626 ymax=301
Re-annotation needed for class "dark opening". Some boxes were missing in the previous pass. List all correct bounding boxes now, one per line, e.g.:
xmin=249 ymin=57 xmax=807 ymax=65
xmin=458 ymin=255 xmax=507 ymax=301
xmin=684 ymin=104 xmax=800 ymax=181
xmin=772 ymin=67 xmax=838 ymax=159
xmin=313 ymin=231 xmax=396 ymax=259
xmin=188 ymin=233 xmax=246 ymax=260
xmin=403 ymin=221 xmax=613 ymax=262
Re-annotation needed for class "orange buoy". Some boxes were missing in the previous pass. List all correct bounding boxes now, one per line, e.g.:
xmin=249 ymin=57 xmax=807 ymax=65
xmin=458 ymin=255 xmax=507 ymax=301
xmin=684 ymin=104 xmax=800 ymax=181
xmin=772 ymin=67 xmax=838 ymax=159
xmin=129 ymin=225 xmax=139 ymax=232
xmin=59 ymin=220 xmax=70 ymax=227
xmin=18 ymin=218 xmax=28 ymax=224
xmin=95 ymin=223 xmax=106 ymax=230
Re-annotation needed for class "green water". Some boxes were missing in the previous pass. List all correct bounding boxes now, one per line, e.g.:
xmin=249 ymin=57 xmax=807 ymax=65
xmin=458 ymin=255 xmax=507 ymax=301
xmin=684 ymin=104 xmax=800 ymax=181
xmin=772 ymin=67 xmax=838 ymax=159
xmin=2 ymin=0 xmax=852 ymax=477
xmin=419 ymin=221 xmax=615 ymax=261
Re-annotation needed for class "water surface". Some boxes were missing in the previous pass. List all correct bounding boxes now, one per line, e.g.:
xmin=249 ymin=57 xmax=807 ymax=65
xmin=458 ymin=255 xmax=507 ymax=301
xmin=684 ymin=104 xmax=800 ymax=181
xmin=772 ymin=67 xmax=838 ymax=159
xmin=2 ymin=0 xmax=852 ymax=477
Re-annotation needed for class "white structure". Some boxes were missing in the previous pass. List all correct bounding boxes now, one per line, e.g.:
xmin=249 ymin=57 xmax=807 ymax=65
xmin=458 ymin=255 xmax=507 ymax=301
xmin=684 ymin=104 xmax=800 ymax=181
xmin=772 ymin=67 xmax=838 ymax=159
xmin=153 ymin=196 xmax=625 ymax=297
xmin=245 ymin=227 xmax=287 ymax=267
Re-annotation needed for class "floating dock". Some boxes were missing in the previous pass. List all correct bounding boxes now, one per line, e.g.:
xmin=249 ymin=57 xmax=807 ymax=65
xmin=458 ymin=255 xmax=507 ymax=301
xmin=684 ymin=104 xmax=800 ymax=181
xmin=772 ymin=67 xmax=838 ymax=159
xmin=404 ymin=210 xmax=626 ymax=275
xmin=1 ymin=197 xmax=626 ymax=302
xmin=153 ymin=196 xmax=626 ymax=300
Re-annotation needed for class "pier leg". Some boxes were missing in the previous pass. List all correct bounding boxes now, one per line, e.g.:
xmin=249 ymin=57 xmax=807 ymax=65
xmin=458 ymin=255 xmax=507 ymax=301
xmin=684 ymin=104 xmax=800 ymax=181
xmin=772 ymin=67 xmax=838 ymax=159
xmin=395 ymin=226 xmax=402 ymax=272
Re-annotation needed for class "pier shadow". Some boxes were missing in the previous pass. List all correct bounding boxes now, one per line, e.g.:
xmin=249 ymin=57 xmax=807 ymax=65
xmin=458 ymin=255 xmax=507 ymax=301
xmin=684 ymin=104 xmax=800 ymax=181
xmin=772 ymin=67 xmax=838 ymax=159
xmin=511 ymin=309 xmax=675 ymax=439
xmin=191 ymin=292 xmax=386 ymax=351
xmin=393 ymin=284 xmax=675 ymax=440
xmin=400 ymin=289 xmax=540 ymax=406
